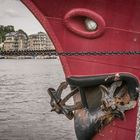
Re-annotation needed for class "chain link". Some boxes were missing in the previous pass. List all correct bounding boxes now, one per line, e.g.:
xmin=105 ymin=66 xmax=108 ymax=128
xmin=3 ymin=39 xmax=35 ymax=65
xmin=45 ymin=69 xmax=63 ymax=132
xmin=1 ymin=50 xmax=140 ymax=56
xmin=56 ymin=51 xmax=140 ymax=56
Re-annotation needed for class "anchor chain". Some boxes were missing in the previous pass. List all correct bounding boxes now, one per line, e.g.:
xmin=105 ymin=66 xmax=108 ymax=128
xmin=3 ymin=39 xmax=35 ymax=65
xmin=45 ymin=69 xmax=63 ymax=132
xmin=48 ymin=82 xmax=82 ymax=120
xmin=57 ymin=51 xmax=140 ymax=56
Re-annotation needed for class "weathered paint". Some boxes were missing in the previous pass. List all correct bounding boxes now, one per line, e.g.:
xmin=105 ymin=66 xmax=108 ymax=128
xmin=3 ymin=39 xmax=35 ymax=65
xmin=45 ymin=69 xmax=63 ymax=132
xmin=21 ymin=0 xmax=140 ymax=139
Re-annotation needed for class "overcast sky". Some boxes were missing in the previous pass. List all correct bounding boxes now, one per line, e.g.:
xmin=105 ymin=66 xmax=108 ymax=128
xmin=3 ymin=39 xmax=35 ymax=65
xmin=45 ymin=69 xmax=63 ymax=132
xmin=0 ymin=0 xmax=45 ymax=35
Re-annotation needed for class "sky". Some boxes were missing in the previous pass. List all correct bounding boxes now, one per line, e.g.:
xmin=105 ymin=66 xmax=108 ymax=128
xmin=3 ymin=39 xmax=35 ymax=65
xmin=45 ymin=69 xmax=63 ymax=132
xmin=0 ymin=0 xmax=45 ymax=35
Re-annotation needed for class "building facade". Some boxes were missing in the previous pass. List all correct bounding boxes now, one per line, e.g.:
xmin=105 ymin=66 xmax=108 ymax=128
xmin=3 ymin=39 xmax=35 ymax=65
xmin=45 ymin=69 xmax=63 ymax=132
xmin=4 ymin=32 xmax=17 ymax=51
xmin=4 ymin=30 xmax=28 ymax=51
xmin=46 ymin=33 xmax=54 ymax=50
xmin=3 ymin=31 xmax=54 ymax=51
xmin=28 ymin=32 xmax=54 ymax=50
xmin=0 ymin=43 xmax=4 ymax=50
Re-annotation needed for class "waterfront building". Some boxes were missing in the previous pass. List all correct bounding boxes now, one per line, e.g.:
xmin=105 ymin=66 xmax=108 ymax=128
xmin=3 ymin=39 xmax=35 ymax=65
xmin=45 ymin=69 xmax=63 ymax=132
xmin=4 ymin=30 xmax=28 ymax=51
xmin=28 ymin=32 xmax=54 ymax=50
xmin=0 ymin=43 xmax=4 ymax=50
xmin=46 ymin=34 xmax=54 ymax=50
xmin=4 ymin=32 xmax=17 ymax=51
xmin=16 ymin=30 xmax=28 ymax=50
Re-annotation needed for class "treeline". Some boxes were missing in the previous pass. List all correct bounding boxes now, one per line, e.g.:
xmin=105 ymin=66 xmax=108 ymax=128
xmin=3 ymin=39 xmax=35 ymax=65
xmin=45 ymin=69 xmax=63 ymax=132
xmin=0 ymin=25 xmax=15 ymax=43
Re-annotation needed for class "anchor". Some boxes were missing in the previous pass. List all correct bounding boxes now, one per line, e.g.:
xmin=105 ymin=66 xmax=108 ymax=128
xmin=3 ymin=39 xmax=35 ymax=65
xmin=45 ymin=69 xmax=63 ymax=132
xmin=48 ymin=81 xmax=137 ymax=121
xmin=48 ymin=82 xmax=82 ymax=120
xmin=48 ymin=78 xmax=138 ymax=140
xmin=99 ymin=81 xmax=137 ymax=121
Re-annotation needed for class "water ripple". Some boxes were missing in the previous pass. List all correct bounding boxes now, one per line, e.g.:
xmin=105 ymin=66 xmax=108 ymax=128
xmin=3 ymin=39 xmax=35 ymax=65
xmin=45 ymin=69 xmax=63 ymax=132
xmin=0 ymin=59 xmax=76 ymax=140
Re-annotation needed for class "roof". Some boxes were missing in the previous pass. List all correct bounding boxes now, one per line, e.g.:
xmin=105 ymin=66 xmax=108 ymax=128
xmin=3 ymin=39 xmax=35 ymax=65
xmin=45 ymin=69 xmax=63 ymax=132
xmin=5 ymin=32 xmax=17 ymax=37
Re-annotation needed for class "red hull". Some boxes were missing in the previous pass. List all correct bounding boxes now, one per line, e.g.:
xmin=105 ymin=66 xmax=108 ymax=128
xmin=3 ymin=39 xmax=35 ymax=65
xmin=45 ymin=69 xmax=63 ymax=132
xmin=21 ymin=0 xmax=140 ymax=139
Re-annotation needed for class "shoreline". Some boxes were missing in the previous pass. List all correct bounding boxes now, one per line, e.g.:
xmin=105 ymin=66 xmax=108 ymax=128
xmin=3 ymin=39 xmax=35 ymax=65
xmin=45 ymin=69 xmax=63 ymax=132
xmin=0 ymin=55 xmax=57 ymax=59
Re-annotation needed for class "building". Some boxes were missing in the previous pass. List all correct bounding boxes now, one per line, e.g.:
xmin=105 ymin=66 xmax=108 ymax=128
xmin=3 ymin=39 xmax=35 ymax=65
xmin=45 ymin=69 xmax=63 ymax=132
xmin=3 ymin=30 xmax=54 ymax=51
xmin=46 ymin=33 xmax=54 ymax=50
xmin=0 ymin=43 xmax=4 ymax=50
xmin=4 ymin=30 xmax=28 ymax=51
xmin=4 ymin=32 xmax=17 ymax=51
xmin=28 ymin=32 xmax=54 ymax=50
xmin=16 ymin=30 xmax=28 ymax=50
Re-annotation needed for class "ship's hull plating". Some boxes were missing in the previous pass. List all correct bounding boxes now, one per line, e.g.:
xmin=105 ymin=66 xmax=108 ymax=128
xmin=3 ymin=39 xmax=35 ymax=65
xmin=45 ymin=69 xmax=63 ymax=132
xmin=21 ymin=0 xmax=140 ymax=139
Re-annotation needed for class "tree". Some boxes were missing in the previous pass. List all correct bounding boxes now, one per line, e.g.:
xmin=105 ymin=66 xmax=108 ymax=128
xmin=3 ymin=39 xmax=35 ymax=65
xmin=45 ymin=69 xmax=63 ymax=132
xmin=0 ymin=25 xmax=15 ymax=43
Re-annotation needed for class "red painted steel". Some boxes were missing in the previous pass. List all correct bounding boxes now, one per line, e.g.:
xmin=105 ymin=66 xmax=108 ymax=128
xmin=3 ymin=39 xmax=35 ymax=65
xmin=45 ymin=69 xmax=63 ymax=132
xmin=21 ymin=0 xmax=140 ymax=139
xmin=64 ymin=8 xmax=106 ymax=38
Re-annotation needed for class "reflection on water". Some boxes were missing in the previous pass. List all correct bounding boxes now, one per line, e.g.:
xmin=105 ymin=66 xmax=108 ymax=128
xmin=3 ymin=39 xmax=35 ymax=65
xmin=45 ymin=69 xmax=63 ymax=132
xmin=0 ymin=59 xmax=76 ymax=140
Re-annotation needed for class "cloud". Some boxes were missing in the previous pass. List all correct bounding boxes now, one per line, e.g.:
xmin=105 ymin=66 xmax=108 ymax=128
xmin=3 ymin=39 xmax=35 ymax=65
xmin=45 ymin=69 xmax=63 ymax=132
xmin=0 ymin=0 xmax=24 ymax=18
xmin=0 ymin=0 xmax=45 ymax=34
xmin=4 ymin=9 xmax=24 ymax=18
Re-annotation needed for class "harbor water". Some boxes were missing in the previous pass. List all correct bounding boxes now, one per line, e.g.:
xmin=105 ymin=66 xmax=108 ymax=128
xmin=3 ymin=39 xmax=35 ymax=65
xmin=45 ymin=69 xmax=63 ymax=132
xmin=0 ymin=59 xmax=76 ymax=140
xmin=0 ymin=59 xmax=139 ymax=140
